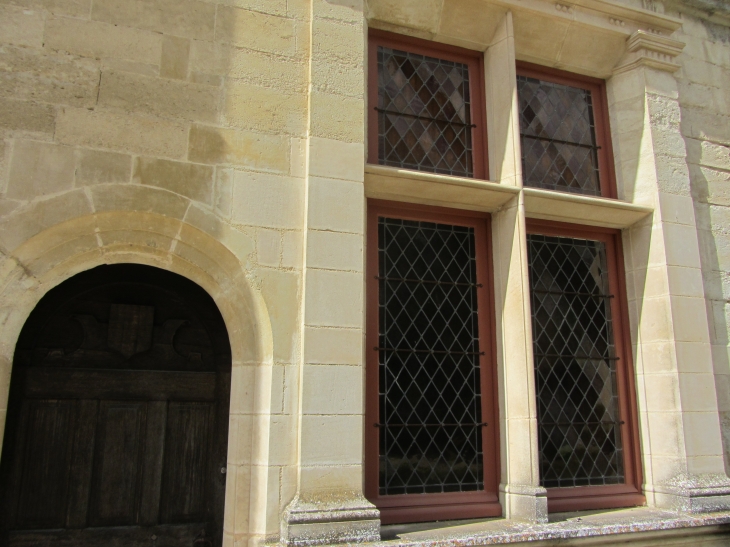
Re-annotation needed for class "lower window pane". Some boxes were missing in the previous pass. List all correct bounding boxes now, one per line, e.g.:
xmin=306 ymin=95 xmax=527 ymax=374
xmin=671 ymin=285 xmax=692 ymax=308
xmin=377 ymin=217 xmax=484 ymax=495
xmin=527 ymin=234 xmax=624 ymax=488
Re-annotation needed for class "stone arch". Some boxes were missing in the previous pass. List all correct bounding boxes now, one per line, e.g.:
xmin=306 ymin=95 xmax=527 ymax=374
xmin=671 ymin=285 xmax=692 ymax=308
xmin=0 ymin=210 xmax=274 ymax=544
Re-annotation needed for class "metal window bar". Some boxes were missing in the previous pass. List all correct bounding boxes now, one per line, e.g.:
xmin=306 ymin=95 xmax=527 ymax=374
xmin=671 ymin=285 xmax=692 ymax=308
xmin=376 ymin=275 xmax=482 ymax=288
xmin=374 ymin=107 xmax=477 ymax=128
xmin=522 ymin=134 xmax=601 ymax=150
xmin=374 ymin=423 xmax=487 ymax=428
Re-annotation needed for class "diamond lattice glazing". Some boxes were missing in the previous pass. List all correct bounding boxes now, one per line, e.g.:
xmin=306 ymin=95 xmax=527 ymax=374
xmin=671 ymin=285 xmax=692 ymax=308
xmin=378 ymin=217 xmax=484 ymax=495
xmin=518 ymin=76 xmax=601 ymax=196
xmin=527 ymin=234 xmax=624 ymax=488
xmin=377 ymin=46 xmax=474 ymax=177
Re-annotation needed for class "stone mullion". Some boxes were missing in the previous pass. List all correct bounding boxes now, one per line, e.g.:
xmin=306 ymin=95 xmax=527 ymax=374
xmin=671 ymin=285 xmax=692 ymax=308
xmin=485 ymin=12 xmax=547 ymax=523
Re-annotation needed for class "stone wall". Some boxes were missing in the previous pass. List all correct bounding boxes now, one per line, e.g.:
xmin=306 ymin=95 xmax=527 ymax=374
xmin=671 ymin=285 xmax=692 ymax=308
xmin=667 ymin=9 xmax=730 ymax=473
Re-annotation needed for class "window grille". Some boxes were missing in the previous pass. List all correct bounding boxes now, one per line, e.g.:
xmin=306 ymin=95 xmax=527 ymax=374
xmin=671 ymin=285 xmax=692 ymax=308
xmin=527 ymin=234 xmax=624 ymax=488
xmin=377 ymin=217 xmax=484 ymax=495
xmin=377 ymin=46 xmax=474 ymax=177
xmin=518 ymin=75 xmax=601 ymax=196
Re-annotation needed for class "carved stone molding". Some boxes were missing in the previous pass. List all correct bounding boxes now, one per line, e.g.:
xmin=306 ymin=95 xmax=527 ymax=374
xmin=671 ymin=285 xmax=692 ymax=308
xmin=614 ymin=29 xmax=686 ymax=74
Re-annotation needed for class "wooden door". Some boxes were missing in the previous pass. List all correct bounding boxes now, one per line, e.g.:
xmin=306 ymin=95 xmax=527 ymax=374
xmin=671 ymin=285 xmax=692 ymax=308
xmin=0 ymin=265 xmax=232 ymax=547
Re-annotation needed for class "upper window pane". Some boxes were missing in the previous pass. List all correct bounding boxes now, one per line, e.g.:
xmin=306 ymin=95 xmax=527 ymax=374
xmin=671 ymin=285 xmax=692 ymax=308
xmin=377 ymin=46 xmax=474 ymax=177
xmin=518 ymin=75 xmax=601 ymax=196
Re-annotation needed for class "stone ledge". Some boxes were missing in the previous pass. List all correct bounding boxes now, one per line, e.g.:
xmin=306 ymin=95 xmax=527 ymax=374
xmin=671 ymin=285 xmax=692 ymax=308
xmin=364 ymin=164 xmax=519 ymax=213
xmin=370 ymin=507 xmax=730 ymax=546
xmin=523 ymin=187 xmax=653 ymax=229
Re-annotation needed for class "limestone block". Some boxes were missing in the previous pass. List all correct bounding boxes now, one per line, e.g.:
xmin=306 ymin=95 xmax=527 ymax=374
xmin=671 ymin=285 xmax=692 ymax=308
xmin=269 ymin=415 xmax=296 ymax=465
xmin=74 ymin=148 xmax=131 ymax=185
xmin=311 ymin=58 xmax=363 ymax=98
xmin=438 ymin=0 xmax=504 ymax=47
xmin=317 ymin=0 xmax=364 ymax=20
xmin=679 ymin=373 xmax=721 ymax=412
xmin=643 ymin=372 xmax=681 ymax=412
xmin=56 ymin=107 xmax=188 ymax=159
xmin=301 ymin=365 xmax=362 ymax=415
xmin=290 ymin=137 xmax=306 ymax=179
xmin=308 ymin=137 xmax=364 ymax=182
xmin=686 ymin=139 xmax=730 ymax=171
xmin=667 ymin=266 xmax=705 ymax=298
xmin=312 ymin=19 xmax=363 ymax=68
xmin=230 ymin=171 xmax=304 ymax=229
xmin=6 ymin=140 xmax=74 ymax=200
xmin=298 ymin=465 xmax=363 ymax=494
xmin=664 ymin=223 xmax=703 ymax=268
xmin=215 ymin=5 xmax=296 ymax=56
xmin=0 ymin=190 xmax=92 ymax=251
xmin=637 ymin=341 xmax=677 ymax=374
xmin=659 ymin=193 xmax=696 ymax=226
xmin=0 ymin=0 xmax=90 ymax=17
xmin=303 ymin=326 xmax=362 ymax=365
xmin=303 ymin=269 xmax=362 ymax=328
xmin=300 ymin=415 xmax=361 ymax=465
xmin=133 ymin=157 xmax=214 ymax=205
xmin=98 ymin=71 xmax=219 ymax=123
xmin=686 ymin=110 xmax=730 ymax=148
xmin=256 ymin=228 xmax=281 ymax=267
xmin=647 ymin=411 xmax=684 ymax=456
xmin=92 ymin=0 xmax=215 ymax=41
xmin=306 ymin=230 xmax=362 ymax=271
xmin=281 ymin=230 xmax=302 ymax=269
xmin=189 ymin=40 xmax=228 ymax=77
xmin=684 ymin=412 xmax=725 ymax=457
xmin=0 ymin=98 xmax=55 ymax=134
xmin=0 ymin=46 xmax=99 ymax=108
xmin=214 ymin=168 xmax=233 ymax=218
xmin=695 ymin=165 xmax=730 ymax=206
xmin=638 ymin=296 xmax=675 ymax=343
xmin=309 ymin=92 xmax=364 ymax=143
xmin=183 ymin=205 xmax=255 ymax=261
xmin=558 ymin=24 xmax=626 ymax=78
xmin=160 ymin=36 xmax=190 ymax=80
xmin=0 ymin=5 xmax=44 ymax=48
xmin=307 ymin=177 xmax=363 ymax=233
xmin=228 ymin=49 xmax=307 ymax=93
xmin=257 ymin=268 xmax=300 ymax=362
xmin=188 ymin=124 xmax=289 ymax=173
xmin=90 ymin=183 xmax=189 ymax=218
xmin=367 ymin=0 xmax=441 ymax=33
xmin=221 ymin=0 xmax=287 ymax=17
xmin=223 ymin=82 xmax=306 ymax=136
xmin=512 ymin=10 xmax=570 ymax=67
xmin=671 ymin=296 xmax=712 ymax=343
xmin=44 ymin=17 xmax=162 ymax=65
xmin=100 ymin=59 xmax=158 ymax=77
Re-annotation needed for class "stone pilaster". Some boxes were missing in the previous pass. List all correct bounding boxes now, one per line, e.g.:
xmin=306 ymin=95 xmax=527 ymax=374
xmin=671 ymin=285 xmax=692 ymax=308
xmin=280 ymin=1 xmax=379 ymax=544
xmin=610 ymin=30 xmax=730 ymax=512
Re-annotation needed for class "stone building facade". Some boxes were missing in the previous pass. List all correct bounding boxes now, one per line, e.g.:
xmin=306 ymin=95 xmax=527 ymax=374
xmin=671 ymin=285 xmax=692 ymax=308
xmin=1 ymin=0 xmax=730 ymax=545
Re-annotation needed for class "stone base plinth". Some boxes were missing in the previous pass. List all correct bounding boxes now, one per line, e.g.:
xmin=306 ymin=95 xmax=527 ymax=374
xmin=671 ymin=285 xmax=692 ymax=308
xmin=500 ymin=483 xmax=548 ymax=523
xmin=651 ymin=474 xmax=730 ymax=513
xmin=281 ymin=495 xmax=380 ymax=547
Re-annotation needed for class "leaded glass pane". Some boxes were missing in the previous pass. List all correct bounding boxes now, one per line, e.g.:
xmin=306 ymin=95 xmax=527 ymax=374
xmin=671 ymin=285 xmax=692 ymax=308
xmin=518 ymin=76 xmax=601 ymax=195
xmin=377 ymin=46 xmax=474 ymax=177
xmin=527 ymin=235 xmax=624 ymax=488
xmin=378 ymin=217 xmax=484 ymax=495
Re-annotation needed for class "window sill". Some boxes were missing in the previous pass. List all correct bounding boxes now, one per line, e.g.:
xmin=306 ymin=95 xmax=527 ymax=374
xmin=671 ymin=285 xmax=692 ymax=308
xmin=377 ymin=507 xmax=730 ymax=546
xmin=364 ymin=164 xmax=519 ymax=213
xmin=523 ymin=187 xmax=653 ymax=229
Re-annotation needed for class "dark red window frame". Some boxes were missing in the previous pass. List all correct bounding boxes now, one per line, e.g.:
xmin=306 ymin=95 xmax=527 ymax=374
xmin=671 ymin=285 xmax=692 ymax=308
xmin=516 ymin=62 xmax=618 ymax=199
xmin=368 ymin=29 xmax=489 ymax=180
xmin=365 ymin=199 xmax=501 ymax=524
xmin=526 ymin=218 xmax=644 ymax=513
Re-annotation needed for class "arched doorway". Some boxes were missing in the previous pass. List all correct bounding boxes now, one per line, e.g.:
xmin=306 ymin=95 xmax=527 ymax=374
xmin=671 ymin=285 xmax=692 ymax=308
xmin=0 ymin=264 xmax=232 ymax=546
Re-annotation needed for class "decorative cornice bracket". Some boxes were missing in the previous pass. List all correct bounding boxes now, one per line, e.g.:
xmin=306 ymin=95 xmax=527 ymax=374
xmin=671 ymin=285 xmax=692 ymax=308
xmin=614 ymin=29 xmax=686 ymax=74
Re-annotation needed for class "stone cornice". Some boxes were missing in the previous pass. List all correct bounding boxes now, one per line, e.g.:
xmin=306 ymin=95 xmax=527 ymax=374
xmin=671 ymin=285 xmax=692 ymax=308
xmin=613 ymin=29 xmax=686 ymax=74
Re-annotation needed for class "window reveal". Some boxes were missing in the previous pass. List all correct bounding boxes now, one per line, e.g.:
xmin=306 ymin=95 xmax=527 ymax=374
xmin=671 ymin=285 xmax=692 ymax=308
xmin=517 ymin=75 xmax=602 ymax=196
xmin=527 ymin=234 xmax=624 ymax=488
xmin=377 ymin=217 xmax=484 ymax=494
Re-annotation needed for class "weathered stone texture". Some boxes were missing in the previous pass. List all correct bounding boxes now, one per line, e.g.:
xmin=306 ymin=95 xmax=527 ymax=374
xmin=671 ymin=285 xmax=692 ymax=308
xmin=133 ymin=157 xmax=214 ymax=205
